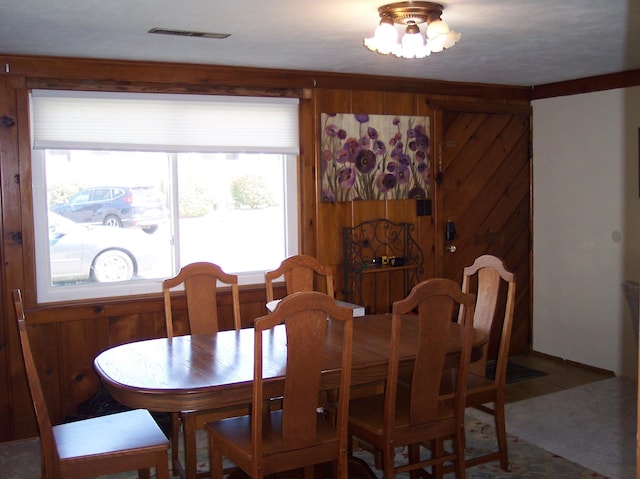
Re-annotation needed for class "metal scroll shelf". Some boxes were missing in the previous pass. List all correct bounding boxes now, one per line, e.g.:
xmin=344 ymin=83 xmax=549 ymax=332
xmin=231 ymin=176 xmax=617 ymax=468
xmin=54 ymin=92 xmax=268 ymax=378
xmin=342 ymin=219 xmax=424 ymax=309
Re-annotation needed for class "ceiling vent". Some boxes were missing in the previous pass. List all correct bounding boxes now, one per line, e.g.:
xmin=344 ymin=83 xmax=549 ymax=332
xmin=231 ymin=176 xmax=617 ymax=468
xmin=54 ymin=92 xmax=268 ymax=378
xmin=148 ymin=28 xmax=230 ymax=39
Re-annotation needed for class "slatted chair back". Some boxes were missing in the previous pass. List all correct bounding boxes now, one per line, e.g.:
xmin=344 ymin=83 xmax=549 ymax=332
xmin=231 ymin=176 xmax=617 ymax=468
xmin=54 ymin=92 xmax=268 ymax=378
xmin=347 ymin=278 xmax=475 ymax=479
xmin=265 ymin=254 xmax=334 ymax=303
xmin=456 ymin=254 xmax=516 ymax=471
xmin=206 ymin=291 xmax=353 ymax=479
xmin=459 ymin=254 xmax=516 ymax=384
xmin=389 ymin=279 xmax=475 ymax=434
xmin=163 ymin=262 xmax=244 ymax=479
xmin=13 ymin=288 xmax=170 ymax=479
xmin=163 ymin=261 xmax=241 ymax=337
xmin=13 ymin=289 xmax=59 ymax=477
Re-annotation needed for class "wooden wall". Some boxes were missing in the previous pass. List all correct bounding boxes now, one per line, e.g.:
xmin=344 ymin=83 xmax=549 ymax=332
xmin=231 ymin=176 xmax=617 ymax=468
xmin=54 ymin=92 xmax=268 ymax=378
xmin=0 ymin=54 xmax=532 ymax=441
xmin=313 ymin=89 xmax=437 ymax=311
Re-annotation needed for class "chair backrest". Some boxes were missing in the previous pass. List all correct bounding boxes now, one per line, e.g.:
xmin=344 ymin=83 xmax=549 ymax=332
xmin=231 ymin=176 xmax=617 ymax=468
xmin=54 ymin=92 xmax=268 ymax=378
xmin=387 ymin=279 xmax=475 ymax=432
xmin=458 ymin=254 xmax=516 ymax=380
xmin=265 ymin=254 xmax=334 ymax=303
xmin=13 ymin=289 xmax=59 ymax=478
xmin=163 ymin=262 xmax=241 ymax=338
xmin=251 ymin=291 xmax=353 ymax=468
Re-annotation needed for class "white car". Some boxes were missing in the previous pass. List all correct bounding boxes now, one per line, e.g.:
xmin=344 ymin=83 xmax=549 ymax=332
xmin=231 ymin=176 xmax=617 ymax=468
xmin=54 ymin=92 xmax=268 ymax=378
xmin=49 ymin=212 xmax=155 ymax=283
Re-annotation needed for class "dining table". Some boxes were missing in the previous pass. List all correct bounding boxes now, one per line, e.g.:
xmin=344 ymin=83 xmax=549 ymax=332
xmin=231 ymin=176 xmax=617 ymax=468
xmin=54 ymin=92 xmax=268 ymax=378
xmin=94 ymin=313 xmax=487 ymax=414
xmin=94 ymin=313 xmax=486 ymax=479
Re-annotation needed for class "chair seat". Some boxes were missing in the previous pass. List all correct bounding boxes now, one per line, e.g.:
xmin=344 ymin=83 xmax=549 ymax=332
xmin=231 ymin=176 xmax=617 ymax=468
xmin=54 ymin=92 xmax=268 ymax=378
xmin=53 ymin=409 xmax=168 ymax=460
xmin=207 ymin=410 xmax=339 ymax=455
xmin=440 ymin=370 xmax=497 ymax=401
xmin=348 ymin=386 xmax=455 ymax=434
xmin=465 ymin=374 xmax=499 ymax=405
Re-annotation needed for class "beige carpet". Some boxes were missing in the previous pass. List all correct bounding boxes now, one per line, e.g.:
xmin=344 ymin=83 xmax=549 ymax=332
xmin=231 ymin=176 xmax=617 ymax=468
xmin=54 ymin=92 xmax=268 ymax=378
xmin=469 ymin=376 xmax=636 ymax=479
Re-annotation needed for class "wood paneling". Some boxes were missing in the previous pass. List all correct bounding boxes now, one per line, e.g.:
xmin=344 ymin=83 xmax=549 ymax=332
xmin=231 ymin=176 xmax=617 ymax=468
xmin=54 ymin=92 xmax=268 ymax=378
xmin=314 ymin=88 xmax=439 ymax=314
xmin=0 ymin=74 xmax=33 ymax=440
xmin=0 ymin=55 xmax=533 ymax=441
xmin=438 ymin=107 xmax=531 ymax=358
xmin=0 ymin=76 xmax=13 ymax=441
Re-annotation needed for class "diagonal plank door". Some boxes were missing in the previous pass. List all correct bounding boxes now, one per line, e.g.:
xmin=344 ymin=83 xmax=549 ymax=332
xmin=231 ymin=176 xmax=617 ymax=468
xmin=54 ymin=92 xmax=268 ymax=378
xmin=436 ymin=104 xmax=531 ymax=357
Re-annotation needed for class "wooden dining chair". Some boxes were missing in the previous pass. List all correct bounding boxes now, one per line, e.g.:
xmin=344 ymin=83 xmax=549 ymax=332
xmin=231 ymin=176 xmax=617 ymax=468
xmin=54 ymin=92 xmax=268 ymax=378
xmin=163 ymin=261 xmax=242 ymax=337
xmin=205 ymin=291 xmax=354 ymax=479
xmin=163 ymin=262 xmax=246 ymax=479
xmin=12 ymin=288 xmax=170 ymax=479
xmin=448 ymin=254 xmax=516 ymax=471
xmin=347 ymin=278 xmax=475 ymax=479
xmin=264 ymin=254 xmax=334 ymax=303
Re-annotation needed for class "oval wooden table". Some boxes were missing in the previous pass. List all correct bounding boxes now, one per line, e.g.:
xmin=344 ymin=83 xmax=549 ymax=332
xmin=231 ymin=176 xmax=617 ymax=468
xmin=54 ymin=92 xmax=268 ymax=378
xmin=94 ymin=314 xmax=487 ymax=413
xmin=94 ymin=314 xmax=486 ymax=479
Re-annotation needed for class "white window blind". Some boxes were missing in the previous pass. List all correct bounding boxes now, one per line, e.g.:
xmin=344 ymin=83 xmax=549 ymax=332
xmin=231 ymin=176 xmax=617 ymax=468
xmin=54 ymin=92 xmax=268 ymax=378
xmin=30 ymin=90 xmax=300 ymax=154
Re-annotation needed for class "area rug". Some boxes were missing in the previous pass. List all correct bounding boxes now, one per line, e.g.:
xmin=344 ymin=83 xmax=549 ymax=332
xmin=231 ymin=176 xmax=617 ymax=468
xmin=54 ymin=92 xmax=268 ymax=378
xmin=95 ymin=416 xmax=608 ymax=479
xmin=348 ymin=417 xmax=609 ymax=478
xmin=2 ymin=416 xmax=610 ymax=479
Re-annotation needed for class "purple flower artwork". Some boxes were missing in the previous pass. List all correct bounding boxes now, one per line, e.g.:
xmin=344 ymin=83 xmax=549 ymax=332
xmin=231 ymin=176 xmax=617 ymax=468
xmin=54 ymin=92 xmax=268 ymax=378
xmin=320 ymin=113 xmax=431 ymax=202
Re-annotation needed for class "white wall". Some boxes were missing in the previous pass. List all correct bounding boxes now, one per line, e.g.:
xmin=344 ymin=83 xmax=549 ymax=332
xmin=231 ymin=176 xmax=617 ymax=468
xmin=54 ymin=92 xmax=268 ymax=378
xmin=533 ymin=86 xmax=640 ymax=378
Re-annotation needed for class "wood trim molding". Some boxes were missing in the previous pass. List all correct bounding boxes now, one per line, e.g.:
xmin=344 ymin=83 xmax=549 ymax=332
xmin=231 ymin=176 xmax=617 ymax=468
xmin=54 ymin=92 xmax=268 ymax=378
xmin=26 ymin=77 xmax=304 ymax=99
xmin=428 ymin=99 xmax=532 ymax=115
xmin=3 ymin=55 xmax=639 ymax=103
xmin=24 ymin=284 xmax=270 ymax=325
xmin=0 ymin=53 xmax=532 ymax=102
xmin=532 ymin=69 xmax=640 ymax=100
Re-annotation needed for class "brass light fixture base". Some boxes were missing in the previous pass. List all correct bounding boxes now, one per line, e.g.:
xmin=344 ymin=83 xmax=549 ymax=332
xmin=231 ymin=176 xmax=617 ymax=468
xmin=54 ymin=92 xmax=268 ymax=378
xmin=378 ymin=1 xmax=444 ymax=26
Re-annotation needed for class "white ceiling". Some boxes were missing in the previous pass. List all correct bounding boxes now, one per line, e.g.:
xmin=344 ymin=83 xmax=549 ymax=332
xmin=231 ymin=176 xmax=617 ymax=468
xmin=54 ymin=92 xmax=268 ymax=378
xmin=1 ymin=0 xmax=639 ymax=87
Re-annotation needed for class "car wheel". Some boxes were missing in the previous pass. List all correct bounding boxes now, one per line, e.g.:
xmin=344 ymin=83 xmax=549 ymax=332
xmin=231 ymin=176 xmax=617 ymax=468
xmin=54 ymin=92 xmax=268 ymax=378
xmin=142 ymin=225 xmax=158 ymax=234
xmin=103 ymin=215 xmax=122 ymax=228
xmin=92 ymin=249 xmax=135 ymax=282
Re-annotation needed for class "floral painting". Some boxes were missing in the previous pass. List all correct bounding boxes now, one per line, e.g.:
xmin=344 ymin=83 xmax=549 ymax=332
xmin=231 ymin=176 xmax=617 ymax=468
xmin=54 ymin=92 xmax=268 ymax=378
xmin=320 ymin=113 xmax=431 ymax=202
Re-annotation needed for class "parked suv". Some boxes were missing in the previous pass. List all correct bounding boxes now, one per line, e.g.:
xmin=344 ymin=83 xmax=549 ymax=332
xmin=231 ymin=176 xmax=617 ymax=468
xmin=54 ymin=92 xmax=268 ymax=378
xmin=51 ymin=186 xmax=168 ymax=234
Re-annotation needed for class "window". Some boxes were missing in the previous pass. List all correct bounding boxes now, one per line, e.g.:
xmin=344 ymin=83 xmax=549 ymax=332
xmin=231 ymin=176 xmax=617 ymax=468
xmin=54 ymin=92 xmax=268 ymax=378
xmin=30 ymin=90 xmax=299 ymax=303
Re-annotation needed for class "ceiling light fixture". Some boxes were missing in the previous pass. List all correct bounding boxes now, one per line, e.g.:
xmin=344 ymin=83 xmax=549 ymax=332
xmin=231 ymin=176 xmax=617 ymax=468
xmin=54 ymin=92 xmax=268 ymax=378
xmin=364 ymin=1 xmax=460 ymax=59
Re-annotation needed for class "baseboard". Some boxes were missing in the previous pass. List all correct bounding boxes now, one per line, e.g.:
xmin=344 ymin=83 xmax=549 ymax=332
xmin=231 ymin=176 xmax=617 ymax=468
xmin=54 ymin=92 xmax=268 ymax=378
xmin=527 ymin=350 xmax=616 ymax=377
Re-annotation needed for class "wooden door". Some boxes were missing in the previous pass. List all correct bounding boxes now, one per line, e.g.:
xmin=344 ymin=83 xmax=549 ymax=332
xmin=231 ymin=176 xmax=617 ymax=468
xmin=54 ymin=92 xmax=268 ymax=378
xmin=433 ymin=102 xmax=532 ymax=357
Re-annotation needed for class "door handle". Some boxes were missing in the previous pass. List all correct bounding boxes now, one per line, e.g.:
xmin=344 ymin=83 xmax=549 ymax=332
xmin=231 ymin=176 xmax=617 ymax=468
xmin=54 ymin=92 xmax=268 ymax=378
xmin=446 ymin=245 xmax=457 ymax=253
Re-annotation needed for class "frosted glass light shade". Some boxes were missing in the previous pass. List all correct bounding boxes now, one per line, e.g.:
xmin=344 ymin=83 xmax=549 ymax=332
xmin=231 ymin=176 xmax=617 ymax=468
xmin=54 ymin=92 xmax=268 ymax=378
xmin=426 ymin=19 xmax=449 ymax=39
xmin=401 ymin=32 xmax=424 ymax=52
xmin=426 ymin=19 xmax=460 ymax=52
xmin=364 ymin=18 xmax=400 ymax=55
xmin=442 ymin=30 xmax=461 ymax=48
xmin=376 ymin=21 xmax=398 ymax=43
